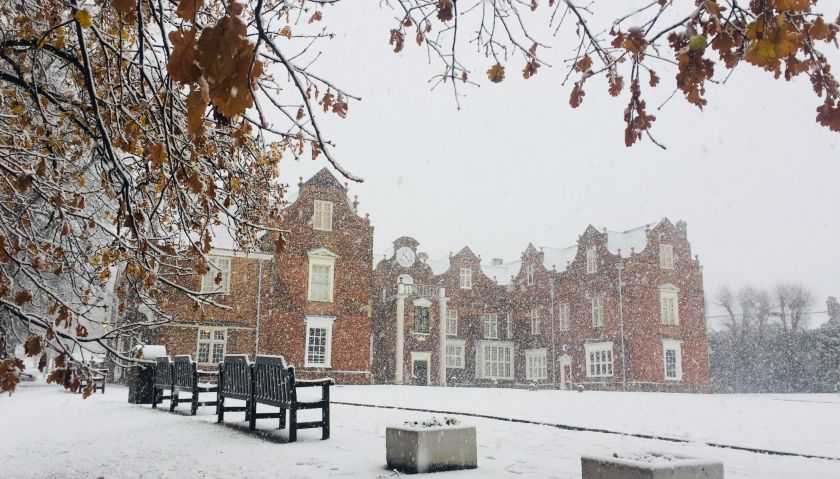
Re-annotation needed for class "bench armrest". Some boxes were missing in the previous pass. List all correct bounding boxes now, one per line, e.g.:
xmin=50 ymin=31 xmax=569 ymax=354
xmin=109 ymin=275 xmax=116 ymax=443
xmin=294 ymin=378 xmax=335 ymax=388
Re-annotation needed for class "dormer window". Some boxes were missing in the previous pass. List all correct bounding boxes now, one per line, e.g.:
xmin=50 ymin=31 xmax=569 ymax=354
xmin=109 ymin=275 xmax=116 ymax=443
xmin=459 ymin=268 xmax=472 ymax=289
xmin=660 ymin=244 xmax=674 ymax=269
xmin=313 ymin=200 xmax=333 ymax=231
xmin=586 ymin=246 xmax=598 ymax=274
xmin=526 ymin=265 xmax=535 ymax=286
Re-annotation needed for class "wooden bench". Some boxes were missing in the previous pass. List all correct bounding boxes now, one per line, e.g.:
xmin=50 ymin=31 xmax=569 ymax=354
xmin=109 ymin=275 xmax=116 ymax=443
xmin=216 ymin=354 xmax=252 ymax=423
xmin=78 ymin=368 xmax=107 ymax=394
xmin=151 ymin=356 xmax=173 ymax=409
xmin=217 ymin=354 xmax=333 ymax=441
xmin=171 ymin=355 xmax=218 ymax=415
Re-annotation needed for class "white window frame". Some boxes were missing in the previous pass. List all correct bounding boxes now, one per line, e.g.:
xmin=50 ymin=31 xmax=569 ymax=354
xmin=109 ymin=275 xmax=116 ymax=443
xmin=662 ymin=339 xmax=683 ymax=381
xmin=584 ymin=341 xmax=614 ymax=378
xmin=304 ymin=315 xmax=335 ymax=368
xmin=482 ymin=313 xmax=499 ymax=339
xmin=659 ymin=284 xmax=680 ymax=326
xmin=196 ymin=327 xmax=227 ymax=364
xmin=660 ymin=243 xmax=674 ymax=269
xmin=559 ymin=302 xmax=571 ymax=332
xmin=586 ymin=246 xmax=598 ymax=274
xmin=527 ymin=265 xmax=535 ymax=286
xmin=410 ymin=351 xmax=432 ymax=384
xmin=459 ymin=268 xmax=473 ymax=289
xmin=476 ymin=341 xmax=514 ymax=380
xmin=200 ymin=256 xmax=231 ymax=294
xmin=446 ymin=309 xmax=458 ymax=336
xmin=414 ymin=305 xmax=430 ymax=334
xmin=307 ymin=248 xmax=337 ymax=302
xmin=313 ymin=199 xmax=334 ymax=231
xmin=445 ymin=339 xmax=465 ymax=369
xmin=591 ymin=296 xmax=605 ymax=328
xmin=525 ymin=348 xmax=548 ymax=381
xmin=529 ymin=308 xmax=540 ymax=335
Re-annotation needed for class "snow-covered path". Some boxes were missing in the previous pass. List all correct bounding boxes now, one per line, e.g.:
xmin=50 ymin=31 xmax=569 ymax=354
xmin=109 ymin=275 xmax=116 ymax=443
xmin=3 ymin=383 xmax=839 ymax=478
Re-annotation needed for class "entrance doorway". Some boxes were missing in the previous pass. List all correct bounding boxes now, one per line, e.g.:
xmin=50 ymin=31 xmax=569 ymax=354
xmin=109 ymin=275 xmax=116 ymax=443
xmin=412 ymin=360 xmax=429 ymax=386
xmin=559 ymin=354 xmax=572 ymax=390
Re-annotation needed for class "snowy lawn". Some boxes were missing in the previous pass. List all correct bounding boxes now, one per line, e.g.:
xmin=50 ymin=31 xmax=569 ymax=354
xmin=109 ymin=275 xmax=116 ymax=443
xmin=2 ymin=383 xmax=838 ymax=479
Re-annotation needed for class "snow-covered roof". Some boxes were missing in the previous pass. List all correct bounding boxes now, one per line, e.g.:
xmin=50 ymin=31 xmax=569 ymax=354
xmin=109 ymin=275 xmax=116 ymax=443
xmin=605 ymin=224 xmax=651 ymax=256
xmin=541 ymin=245 xmax=578 ymax=273
xmin=480 ymin=260 xmax=521 ymax=286
xmin=423 ymin=257 xmax=450 ymax=276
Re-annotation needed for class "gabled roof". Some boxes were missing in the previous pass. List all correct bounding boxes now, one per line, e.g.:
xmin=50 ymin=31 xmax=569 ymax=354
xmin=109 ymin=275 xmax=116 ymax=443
xmin=302 ymin=167 xmax=346 ymax=190
xmin=452 ymin=246 xmax=480 ymax=262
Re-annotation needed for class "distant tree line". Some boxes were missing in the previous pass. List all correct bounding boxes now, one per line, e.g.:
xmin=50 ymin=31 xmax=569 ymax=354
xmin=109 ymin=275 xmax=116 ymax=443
xmin=708 ymin=285 xmax=840 ymax=393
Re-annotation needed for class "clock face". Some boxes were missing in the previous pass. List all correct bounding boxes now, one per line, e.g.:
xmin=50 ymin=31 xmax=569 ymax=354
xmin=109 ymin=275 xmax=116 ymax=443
xmin=395 ymin=246 xmax=416 ymax=268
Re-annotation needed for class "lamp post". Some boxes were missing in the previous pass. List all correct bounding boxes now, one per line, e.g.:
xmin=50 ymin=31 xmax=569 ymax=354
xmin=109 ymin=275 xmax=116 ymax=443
xmin=616 ymin=259 xmax=627 ymax=391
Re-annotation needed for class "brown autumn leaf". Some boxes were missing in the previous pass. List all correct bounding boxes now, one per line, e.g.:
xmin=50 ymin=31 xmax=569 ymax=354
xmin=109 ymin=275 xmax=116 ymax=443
xmin=436 ymin=0 xmax=454 ymax=22
xmin=309 ymin=11 xmax=323 ymax=23
xmin=389 ymin=29 xmax=404 ymax=53
xmin=649 ymin=70 xmax=660 ymax=87
xmin=809 ymin=17 xmax=830 ymax=41
xmin=167 ymin=28 xmax=202 ymax=85
xmin=320 ymin=91 xmax=335 ymax=113
xmin=110 ymin=0 xmax=136 ymax=23
xmin=175 ymin=0 xmax=204 ymax=20
xmin=1 ymin=357 xmax=25 ymax=394
xmin=296 ymin=106 xmax=305 ymax=120
xmin=816 ymin=100 xmax=840 ymax=132
xmin=522 ymin=60 xmax=540 ymax=79
xmin=311 ymin=141 xmax=322 ymax=160
xmin=608 ymin=73 xmax=624 ymax=96
xmin=280 ymin=26 xmax=292 ymax=39
xmin=196 ymin=3 xmax=263 ymax=118
xmin=24 ymin=335 xmax=42 ymax=356
xmin=416 ymin=28 xmax=424 ymax=46
xmin=76 ymin=324 xmax=89 ymax=338
xmin=15 ymin=290 xmax=32 ymax=306
xmin=487 ymin=63 xmax=505 ymax=83
xmin=148 ymin=142 xmax=167 ymax=167
xmin=332 ymin=95 xmax=348 ymax=118
xmin=38 ymin=353 xmax=47 ymax=372
xmin=186 ymin=84 xmax=208 ymax=137
xmin=570 ymin=82 xmax=586 ymax=108
xmin=575 ymin=55 xmax=593 ymax=72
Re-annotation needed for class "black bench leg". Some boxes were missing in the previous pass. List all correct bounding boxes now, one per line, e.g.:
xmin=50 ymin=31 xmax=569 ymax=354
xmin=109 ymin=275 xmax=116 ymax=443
xmin=248 ymin=399 xmax=257 ymax=432
xmin=289 ymin=406 xmax=298 ymax=442
xmin=217 ymin=394 xmax=224 ymax=423
xmin=152 ymin=388 xmax=158 ymax=408
xmin=322 ymin=385 xmax=330 ymax=440
xmin=170 ymin=392 xmax=178 ymax=412
xmin=191 ymin=388 xmax=198 ymax=416
xmin=278 ymin=408 xmax=286 ymax=430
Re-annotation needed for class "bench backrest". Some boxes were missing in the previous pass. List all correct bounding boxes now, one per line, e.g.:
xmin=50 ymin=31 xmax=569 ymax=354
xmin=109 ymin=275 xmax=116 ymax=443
xmin=220 ymin=354 xmax=251 ymax=401
xmin=252 ymin=355 xmax=293 ymax=407
xmin=172 ymin=355 xmax=195 ymax=389
xmin=153 ymin=356 xmax=172 ymax=388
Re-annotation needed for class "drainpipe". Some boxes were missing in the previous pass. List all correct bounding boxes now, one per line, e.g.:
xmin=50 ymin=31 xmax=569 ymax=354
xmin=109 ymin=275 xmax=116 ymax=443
xmin=395 ymin=283 xmax=407 ymax=385
xmin=616 ymin=259 xmax=627 ymax=391
xmin=255 ymin=258 xmax=264 ymax=357
xmin=438 ymin=287 xmax=448 ymax=386
xmin=549 ymin=275 xmax=557 ymax=386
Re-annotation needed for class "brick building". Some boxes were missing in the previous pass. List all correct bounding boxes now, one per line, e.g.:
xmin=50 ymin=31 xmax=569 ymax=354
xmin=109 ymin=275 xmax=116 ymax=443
xmin=123 ymin=168 xmax=374 ymax=384
xmin=372 ymin=219 xmax=710 ymax=392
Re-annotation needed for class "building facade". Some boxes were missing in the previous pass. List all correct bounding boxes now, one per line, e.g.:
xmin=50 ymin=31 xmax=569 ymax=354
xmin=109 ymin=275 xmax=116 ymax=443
xmin=122 ymin=168 xmax=374 ymax=384
xmin=372 ymin=219 xmax=710 ymax=392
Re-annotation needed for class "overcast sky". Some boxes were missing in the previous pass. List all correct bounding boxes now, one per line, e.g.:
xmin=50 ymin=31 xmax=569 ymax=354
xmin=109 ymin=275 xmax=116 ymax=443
xmin=269 ymin=1 xmax=840 ymax=327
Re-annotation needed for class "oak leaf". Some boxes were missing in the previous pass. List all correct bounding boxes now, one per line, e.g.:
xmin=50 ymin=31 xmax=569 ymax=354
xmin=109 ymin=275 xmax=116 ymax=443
xmin=389 ymin=29 xmax=404 ymax=53
xmin=487 ymin=63 xmax=505 ymax=83
xmin=15 ymin=290 xmax=33 ymax=306
xmin=24 ymin=335 xmax=42 ymax=356
xmin=522 ymin=60 xmax=540 ymax=79
xmin=196 ymin=4 xmax=263 ymax=118
xmin=74 ymin=10 xmax=92 ymax=29
xmin=175 ymin=0 xmax=204 ymax=20
xmin=167 ymin=28 xmax=202 ymax=85
xmin=280 ymin=26 xmax=292 ymax=39
xmin=436 ymin=0 xmax=454 ymax=22
xmin=309 ymin=11 xmax=323 ymax=23
xmin=570 ymin=82 xmax=585 ymax=108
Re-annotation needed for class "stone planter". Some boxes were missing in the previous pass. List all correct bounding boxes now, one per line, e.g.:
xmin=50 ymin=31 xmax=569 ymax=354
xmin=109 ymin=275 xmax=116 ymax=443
xmin=581 ymin=452 xmax=723 ymax=479
xmin=386 ymin=425 xmax=477 ymax=474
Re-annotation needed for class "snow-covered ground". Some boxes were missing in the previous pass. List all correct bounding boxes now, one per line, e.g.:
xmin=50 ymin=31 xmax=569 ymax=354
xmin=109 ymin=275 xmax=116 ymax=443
xmin=3 ymin=383 xmax=839 ymax=478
